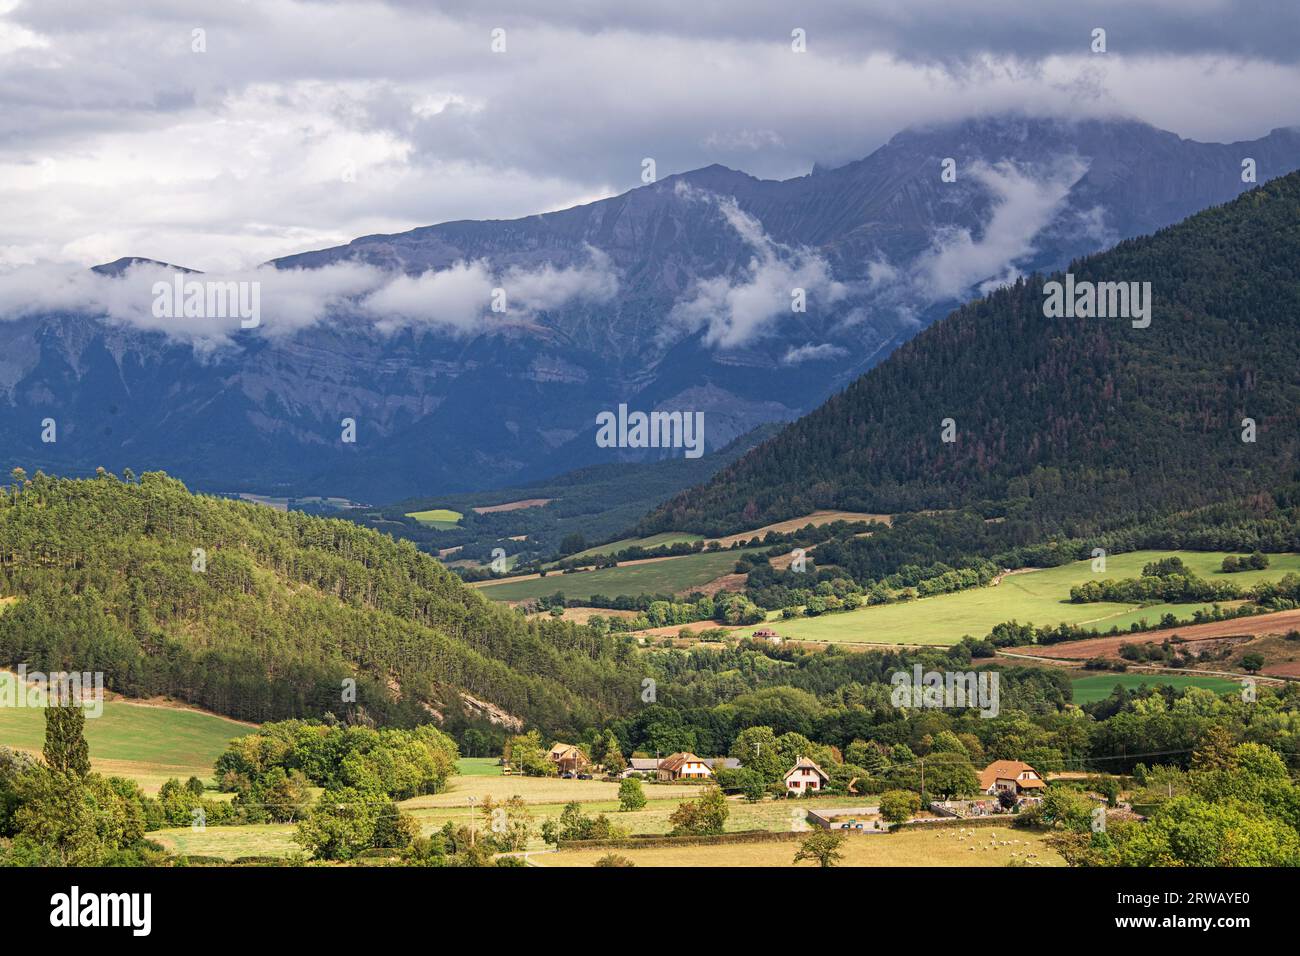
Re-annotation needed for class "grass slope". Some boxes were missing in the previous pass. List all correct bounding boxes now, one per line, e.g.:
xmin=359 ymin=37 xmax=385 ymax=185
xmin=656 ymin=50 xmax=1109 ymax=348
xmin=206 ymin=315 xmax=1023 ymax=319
xmin=755 ymin=551 xmax=1300 ymax=646
xmin=1069 ymin=672 xmax=1241 ymax=704
xmin=564 ymin=532 xmax=704 ymax=562
xmin=405 ymin=508 xmax=463 ymax=529
xmin=476 ymin=548 xmax=759 ymax=602
xmin=0 ymin=689 xmax=252 ymax=794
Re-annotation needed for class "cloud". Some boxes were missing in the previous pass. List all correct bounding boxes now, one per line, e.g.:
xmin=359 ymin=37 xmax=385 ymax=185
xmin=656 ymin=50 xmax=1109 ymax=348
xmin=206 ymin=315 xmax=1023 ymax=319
xmin=0 ymin=1 xmax=1296 ymax=270
xmin=914 ymin=157 xmax=1089 ymax=300
xmin=500 ymin=249 xmax=619 ymax=312
xmin=669 ymin=186 xmax=848 ymax=348
xmin=360 ymin=261 xmax=495 ymax=335
xmin=781 ymin=342 xmax=849 ymax=365
xmin=0 ymin=259 xmax=385 ymax=349
xmin=361 ymin=249 xmax=617 ymax=334
xmin=0 ymin=250 xmax=619 ymax=347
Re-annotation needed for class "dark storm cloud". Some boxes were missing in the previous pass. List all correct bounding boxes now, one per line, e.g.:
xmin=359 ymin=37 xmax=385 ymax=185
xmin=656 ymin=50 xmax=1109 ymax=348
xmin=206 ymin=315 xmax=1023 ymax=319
xmin=0 ymin=0 xmax=1296 ymax=269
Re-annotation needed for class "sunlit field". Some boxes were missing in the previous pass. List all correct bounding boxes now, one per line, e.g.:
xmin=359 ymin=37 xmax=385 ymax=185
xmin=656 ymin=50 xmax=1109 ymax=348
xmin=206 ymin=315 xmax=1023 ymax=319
xmin=751 ymin=551 xmax=1300 ymax=646
xmin=539 ymin=825 xmax=1064 ymax=867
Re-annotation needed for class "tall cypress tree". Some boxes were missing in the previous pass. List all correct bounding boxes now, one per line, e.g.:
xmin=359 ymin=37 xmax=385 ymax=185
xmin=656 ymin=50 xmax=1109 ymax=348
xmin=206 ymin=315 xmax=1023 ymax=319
xmin=44 ymin=704 xmax=91 ymax=777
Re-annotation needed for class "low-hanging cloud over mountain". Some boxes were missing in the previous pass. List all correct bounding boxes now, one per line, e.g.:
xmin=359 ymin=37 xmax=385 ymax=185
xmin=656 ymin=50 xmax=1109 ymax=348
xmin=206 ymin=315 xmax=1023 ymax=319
xmin=916 ymin=156 xmax=1090 ymax=299
xmin=668 ymin=185 xmax=849 ymax=348
xmin=0 ymin=251 xmax=620 ymax=348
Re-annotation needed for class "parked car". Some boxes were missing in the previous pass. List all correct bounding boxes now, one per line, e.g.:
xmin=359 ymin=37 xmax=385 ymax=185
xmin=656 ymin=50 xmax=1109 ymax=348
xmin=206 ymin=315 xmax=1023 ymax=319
xmin=561 ymin=772 xmax=575 ymax=779
xmin=577 ymin=772 xmax=592 ymax=780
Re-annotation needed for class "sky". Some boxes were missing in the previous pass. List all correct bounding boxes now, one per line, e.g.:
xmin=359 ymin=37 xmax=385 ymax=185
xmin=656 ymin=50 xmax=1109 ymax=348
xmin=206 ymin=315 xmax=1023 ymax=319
xmin=1 ymin=0 xmax=1298 ymax=271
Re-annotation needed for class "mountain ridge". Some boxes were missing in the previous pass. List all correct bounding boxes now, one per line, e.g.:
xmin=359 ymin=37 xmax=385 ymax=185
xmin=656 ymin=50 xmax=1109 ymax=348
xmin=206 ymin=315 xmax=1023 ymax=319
xmin=640 ymin=171 xmax=1300 ymax=539
xmin=7 ymin=114 xmax=1299 ymax=501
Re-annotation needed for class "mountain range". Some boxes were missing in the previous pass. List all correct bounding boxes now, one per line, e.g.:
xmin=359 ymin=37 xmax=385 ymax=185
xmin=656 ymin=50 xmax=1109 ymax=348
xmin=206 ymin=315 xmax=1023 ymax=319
xmin=3 ymin=115 xmax=1298 ymax=502
xmin=644 ymin=170 xmax=1300 ymax=549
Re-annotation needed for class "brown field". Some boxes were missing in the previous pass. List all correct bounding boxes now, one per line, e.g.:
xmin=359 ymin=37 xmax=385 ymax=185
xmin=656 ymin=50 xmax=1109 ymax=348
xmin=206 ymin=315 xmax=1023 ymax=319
xmin=636 ymin=621 xmax=734 ymax=641
xmin=705 ymin=511 xmax=892 ymax=548
xmin=1263 ymin=659 xmax=1300 ymax=678
xmin=1231 ymin=634 xmax=1300 ymax=678
xmin=400 ymin=772 xmax=711 ymax=810
xmin=530 ymin=607 xmax=641 ymax=624
xmin=537 ymin=824 xmax=1063 ymax=868
xmin=693 ymin=571 xmax=749 ymax=597
xmin=1027 ymin=609 xmax=1300 ymax=661
xmin=472 ymin=498 xmax=554 ymax=514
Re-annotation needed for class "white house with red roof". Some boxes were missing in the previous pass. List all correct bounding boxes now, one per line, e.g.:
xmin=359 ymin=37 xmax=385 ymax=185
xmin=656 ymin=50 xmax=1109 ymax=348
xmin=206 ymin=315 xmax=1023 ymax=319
xmin=784 ymin=757 xmax=829 ymax=794
xmin=978 ymin=760 xmax=1046 ymax=795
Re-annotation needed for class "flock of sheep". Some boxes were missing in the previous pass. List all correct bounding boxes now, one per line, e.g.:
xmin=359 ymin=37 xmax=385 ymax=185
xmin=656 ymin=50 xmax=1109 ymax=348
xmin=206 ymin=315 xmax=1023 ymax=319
xmin=951 ymin=827 xmax=1047 ymax=865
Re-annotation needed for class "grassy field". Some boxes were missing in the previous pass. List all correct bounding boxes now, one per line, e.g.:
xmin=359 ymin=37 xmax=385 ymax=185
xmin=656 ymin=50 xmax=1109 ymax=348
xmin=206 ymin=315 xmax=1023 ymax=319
xmin=147 ymin=770 xmax=717 ymax=859
xmin=538 ymin=824 xmax=1063 ymax=867
xmin=149 ymin=790 xmax=890 ymax=859
xmin=149 ymin=824 xmax=299 ymax=860
xmin=755 ymin=551 xmax=1300 ymax=646
xmin=400 ymin=770 xmax=711 ymax=810
xmin=1069 ymin=672 xmax=1241 ymax=704
xmin=404 ymin=508 xmax=463 ymax=529
xmin=0 ymin=686 xmax=252 ymax=794
xmin=151 ymin=812 xmax=1065 ymax=865
xmin=477 ymin=547 xmax=761 ymax=602
xmin=455 ymin=757 xmax=503 ymax=776
xmin=562 ymin=512 xmax=891 ymax=563
xmin=406 ymin=793 xmax=878 ymax=849
xmin=564 ymin=532 xmax=704 ymax=562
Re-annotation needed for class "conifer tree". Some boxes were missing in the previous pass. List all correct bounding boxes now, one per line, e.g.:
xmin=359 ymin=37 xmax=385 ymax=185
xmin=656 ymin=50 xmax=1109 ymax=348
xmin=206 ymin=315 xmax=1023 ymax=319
xmin=43 ymin=704 xmax=91 ymax=777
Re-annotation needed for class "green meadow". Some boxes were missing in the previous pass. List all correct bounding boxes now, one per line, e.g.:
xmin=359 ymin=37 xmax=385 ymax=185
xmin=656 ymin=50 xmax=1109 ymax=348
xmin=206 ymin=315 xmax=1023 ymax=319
xmin=0 ymin=684 xmax=253 ymax=794
xmin=478 ymin=547 xmax=759 ymax=602
xmin=1069 ymin=672 xmax=1241 ymax=705
xmin=455 ymin=756 xmax=502 ymax=776
xmin=752 ymin=551 xmax=1300 ymax=646
xmin=404 ymin=508 xmax=463 ymax=529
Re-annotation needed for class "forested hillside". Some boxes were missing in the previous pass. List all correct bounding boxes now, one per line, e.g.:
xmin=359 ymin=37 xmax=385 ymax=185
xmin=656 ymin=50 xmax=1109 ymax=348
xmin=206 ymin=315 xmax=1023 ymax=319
xmin=0 ymin=470 xmax=641 ymax=732
xmin=645 ymin=173 xmax=1300 ymax=540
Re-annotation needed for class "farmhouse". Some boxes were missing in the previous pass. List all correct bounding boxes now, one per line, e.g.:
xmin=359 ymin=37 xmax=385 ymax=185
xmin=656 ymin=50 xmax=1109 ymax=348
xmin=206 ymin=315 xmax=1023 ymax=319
xmin=752 ymin=628 xmax=783 ymax=644
xmin=658 ymin=752 xmax=714 ymax=781
xmin=784 ymin=757 xmax=829 ymax=794
xmin=978 ymin=760 xmax=1046 ymax=795
xmin=620 ymin=757 xmax=661 ymax=778
xmin=547 ymin=743 xmax=591 ymax=774
xmin=619 ymin=755 xmax=739 ymax=779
